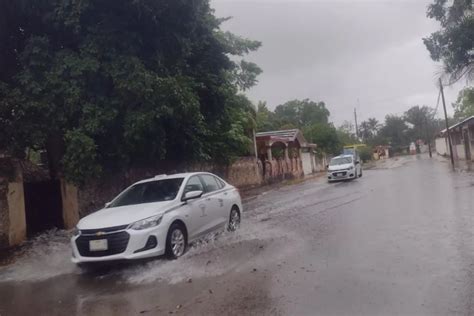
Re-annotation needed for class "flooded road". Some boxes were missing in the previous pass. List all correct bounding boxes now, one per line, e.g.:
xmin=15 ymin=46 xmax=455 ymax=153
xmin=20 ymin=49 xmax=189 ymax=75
xmin=1 ymin=155 xmax=474 ymax=315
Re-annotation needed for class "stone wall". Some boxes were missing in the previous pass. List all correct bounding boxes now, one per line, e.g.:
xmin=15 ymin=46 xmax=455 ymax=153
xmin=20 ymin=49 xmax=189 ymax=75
xmin=226 ymin=157 xmax=263 ymax=188
xmin=262 ymin=157 xmax=304 ymax=183
xmin=60 ymin=179 xmax=80 ymax=229
xmin=77 ymin=157 xmax=263 ymax=218
xmin=0 ymin=159 xmax=26 ymax=249
xmin=0 ymin=175 xmax=10 ymax=248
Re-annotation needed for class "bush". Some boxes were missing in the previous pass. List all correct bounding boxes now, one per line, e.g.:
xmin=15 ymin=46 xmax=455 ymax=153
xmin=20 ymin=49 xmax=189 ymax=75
xmin=359 ymin=146 xmax=373 ymax=162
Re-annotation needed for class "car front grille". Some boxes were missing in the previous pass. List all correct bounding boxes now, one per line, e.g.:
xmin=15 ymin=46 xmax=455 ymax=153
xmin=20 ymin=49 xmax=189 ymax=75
xmin=332 ymin=171 xmax=347 ymax=177
xmin=79 ymin=224 xmax=128 ymax=235
xmin=76 ymin=231 xmax=130 ymax=257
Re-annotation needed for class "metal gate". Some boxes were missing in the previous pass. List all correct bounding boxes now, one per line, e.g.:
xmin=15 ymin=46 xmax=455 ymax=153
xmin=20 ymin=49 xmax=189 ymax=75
xmin=23 ymin=180 xmax=63 ymax=237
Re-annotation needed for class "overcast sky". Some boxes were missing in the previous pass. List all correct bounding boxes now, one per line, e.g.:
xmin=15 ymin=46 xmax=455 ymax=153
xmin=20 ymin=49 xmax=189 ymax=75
xmin=211 ymin=0 xmax=468 ymax=126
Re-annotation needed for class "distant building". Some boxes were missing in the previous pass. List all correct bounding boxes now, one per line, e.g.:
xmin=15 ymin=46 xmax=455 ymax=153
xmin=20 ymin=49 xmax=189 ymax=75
xmin=436 ymin=116 xmax=474 ymax=161
xmin=255 ymin=129 xmax=320 ymax=176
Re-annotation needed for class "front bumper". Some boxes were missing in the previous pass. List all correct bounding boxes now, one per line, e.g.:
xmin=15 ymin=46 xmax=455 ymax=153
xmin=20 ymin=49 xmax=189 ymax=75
xmin=71 ymin=225 xmax=168 ymax=263
xmin=327 ymin=169 xmax=356 ymax=181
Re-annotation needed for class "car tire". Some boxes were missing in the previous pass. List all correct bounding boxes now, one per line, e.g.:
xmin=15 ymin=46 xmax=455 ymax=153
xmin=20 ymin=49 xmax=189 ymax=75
xmin=228 ymin=206 xmax=241 ymax=232
xmin=359 ymin=170 xmax=363 ymax=177
xmin=165 ymin=223 xmax=187 ymax=260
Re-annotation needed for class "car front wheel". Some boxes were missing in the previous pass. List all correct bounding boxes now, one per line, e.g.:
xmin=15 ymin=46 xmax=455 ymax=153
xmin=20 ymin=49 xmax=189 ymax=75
xmin=228 ymin=207 xmax=241 ymax=232
xmin=166 ymin=223 xmax=187 ymax=259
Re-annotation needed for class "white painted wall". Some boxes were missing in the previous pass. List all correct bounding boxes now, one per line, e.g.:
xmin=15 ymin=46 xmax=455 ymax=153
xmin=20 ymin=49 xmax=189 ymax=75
xmin=313 ymin=155 xmax=327 ymax=172
xmin=301 ymin=152 xmax=313 ymax=175
xmin=456 ymin=144 xmax=466 ymax=160
xmin=435 ymin=137 xmax=448 ymax=156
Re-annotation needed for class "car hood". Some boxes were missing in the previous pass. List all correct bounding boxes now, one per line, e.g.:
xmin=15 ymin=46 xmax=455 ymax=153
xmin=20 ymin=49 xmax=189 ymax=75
xmin=77 ymin=201 xmax=175 ymax=229
xmin=328 ymin=163 xmax=354 ymax=172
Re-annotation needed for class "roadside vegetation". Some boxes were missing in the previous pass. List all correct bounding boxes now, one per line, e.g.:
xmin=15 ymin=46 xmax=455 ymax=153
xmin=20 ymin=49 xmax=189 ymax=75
xmin=0 ymin=0 xmax=262 ymax=184
xmin=0 ymin=0 xmax=471 ymax=184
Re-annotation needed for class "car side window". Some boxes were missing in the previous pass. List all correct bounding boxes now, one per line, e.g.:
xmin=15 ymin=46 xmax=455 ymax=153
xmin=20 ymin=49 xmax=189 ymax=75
xmin=183 ymin=176 xmax=204 ymax=195
xmin=200 ymin=175 xmax=221 ymax=193
xmin=216 ymin=178 xmax=226 ymax=189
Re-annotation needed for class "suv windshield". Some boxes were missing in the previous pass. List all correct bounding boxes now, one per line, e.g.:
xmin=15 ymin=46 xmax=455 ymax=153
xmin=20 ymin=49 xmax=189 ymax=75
xmin=330 ymin=157 xmax=352 ymax=166
xmin=109 ymin=178 xmax=184 ymax=207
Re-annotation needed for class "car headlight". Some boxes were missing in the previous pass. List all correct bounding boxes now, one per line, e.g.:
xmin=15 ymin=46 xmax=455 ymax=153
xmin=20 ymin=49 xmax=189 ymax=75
xmin=348 ymin=166 xmax=354 ymax=170
xmin=129 ymin=215 xmax=163 ymax=230
xmin=72 ymin=227 xmax=80 ymax=236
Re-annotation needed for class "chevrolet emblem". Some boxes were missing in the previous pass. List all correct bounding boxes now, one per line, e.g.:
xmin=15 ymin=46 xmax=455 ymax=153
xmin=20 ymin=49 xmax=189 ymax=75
xmin=95 ymin=231 xmax=106 ymax=236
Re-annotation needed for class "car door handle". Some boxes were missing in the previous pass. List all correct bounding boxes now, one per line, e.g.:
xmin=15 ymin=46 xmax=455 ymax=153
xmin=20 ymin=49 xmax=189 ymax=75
xmin=206 ymin=197 xmax=211 ymax=201
xmin=224 ymin=192 xmax=228 ymax=196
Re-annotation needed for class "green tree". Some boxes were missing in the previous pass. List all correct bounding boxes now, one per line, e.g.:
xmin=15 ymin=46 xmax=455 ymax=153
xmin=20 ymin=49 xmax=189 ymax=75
xmin=303 ymin=123 xmax=341 ymax=155
xmin=0 ymin=0 xmax=261 ymax=184
xmin=256 ymin=101 xmax=279 ymax=132
xmin=337 ymin=121 xmax=358 ymax=145
xmin=453 ymin=87 xmax=474 ymax=120
xmin=404 ymin=105 xmax=438 ymax=143
xmin=255 ymin=98 xmax=339 ymax=155
xmin=274 ymin=99 xmax=330 ymax=128
xmin=379 ymin=115 xmax=409 ymax=151
xmin=359 ymin=118 xmax=380 ymax=143
xmin=423 ymin=0 xmax=473 ymax=82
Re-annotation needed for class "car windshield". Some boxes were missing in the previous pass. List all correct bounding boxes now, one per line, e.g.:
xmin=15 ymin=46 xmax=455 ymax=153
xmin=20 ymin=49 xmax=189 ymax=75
xmin=109 ymin=178 xmax=184 ymax=207
xmin=330 ymin=157 xmax=352 ymax=166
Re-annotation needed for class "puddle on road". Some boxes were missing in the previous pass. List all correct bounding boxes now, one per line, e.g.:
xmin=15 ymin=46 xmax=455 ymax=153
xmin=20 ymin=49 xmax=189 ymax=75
xmin=0 ymin=216 xmax=298 ymax=285
xmin=123 ymin=219 xmax=294 ymax=285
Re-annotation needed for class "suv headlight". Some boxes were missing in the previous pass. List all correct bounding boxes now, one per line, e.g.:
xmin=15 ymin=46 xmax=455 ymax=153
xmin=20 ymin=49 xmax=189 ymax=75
xmin=129 ymin=215 xmax=163 ymax=230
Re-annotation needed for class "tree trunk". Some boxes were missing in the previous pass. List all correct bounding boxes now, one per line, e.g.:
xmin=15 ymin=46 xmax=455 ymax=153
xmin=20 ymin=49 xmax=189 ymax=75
xmin=46 ymin=134 xmax=64 ymax=180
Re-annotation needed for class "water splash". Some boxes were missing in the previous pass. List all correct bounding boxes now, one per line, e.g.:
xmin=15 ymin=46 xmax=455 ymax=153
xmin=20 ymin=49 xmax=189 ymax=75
xmin=123 ymin=219 xmax=295 ymax=285
xmin=0 ymin=229 xmax=78 ymax=282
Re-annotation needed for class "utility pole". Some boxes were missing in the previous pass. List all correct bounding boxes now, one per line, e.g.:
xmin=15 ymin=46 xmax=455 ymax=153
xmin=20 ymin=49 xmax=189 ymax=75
xmin=354 ymin=107 xmax=359 ymax=139
xmin=439 ymin=78 xmax=455 ymax=170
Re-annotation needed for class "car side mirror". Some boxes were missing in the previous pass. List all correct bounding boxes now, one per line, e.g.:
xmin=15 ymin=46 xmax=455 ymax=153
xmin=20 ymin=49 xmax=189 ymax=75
xmin=182 ymin=190 xmax=203 ymax=202
xmin=355 ymin=160 xmax=360 ymax=165
xmin=105 ymin=202 xmax=111 ymax=208
xmin=326 ymin=164 xmax=329 ymax=169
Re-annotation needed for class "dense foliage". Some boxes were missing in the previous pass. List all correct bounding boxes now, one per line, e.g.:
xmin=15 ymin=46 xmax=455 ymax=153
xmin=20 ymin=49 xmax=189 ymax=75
xmin=256 ymin=99 xmax=342 ymax=155
xmin=303 ymin=123 xmax=341 ymax=155
xmin=453 ymin=87 xmax=474 ymax=120
xmin=359 ymin=118 xmax=380 ymax=144
xmin=358 ymin=106 xmax=441 ymax=153
xmin=273 ymin=99 xmax=329 ymax=127
xmin=404 ymin=106 xmax=438 ymax=143
xmin=424 ymin=0 xmax=473 ymax=83
xmin=0 ymin=0 xmax=261 ymax=183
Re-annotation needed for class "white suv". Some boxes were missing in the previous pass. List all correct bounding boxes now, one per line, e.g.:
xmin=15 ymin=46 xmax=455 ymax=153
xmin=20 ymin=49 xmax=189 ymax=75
xmin=327 ymin=154 xmax=362 ymax=182
xmin=71 ymin=172 xmax=242 ymax=264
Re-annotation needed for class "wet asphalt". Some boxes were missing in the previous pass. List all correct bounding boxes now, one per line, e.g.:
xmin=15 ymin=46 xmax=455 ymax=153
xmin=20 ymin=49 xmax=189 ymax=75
xmin=1 ymin=155 xmax=473 ymax=316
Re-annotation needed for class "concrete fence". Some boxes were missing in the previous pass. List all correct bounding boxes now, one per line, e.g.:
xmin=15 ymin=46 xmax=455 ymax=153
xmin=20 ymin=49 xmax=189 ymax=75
xmin=0 ymin=154 xmax=313 ymax=249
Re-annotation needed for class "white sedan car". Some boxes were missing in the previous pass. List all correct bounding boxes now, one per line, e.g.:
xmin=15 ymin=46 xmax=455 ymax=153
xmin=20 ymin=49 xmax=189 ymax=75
xmin=71 ymin=172 xmax=242 ymax=264
xmin=327 ymin=154 xmax=362 ymax=182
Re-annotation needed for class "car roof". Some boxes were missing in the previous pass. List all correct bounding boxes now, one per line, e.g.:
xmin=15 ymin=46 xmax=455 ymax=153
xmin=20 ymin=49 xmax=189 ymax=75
xmin=133 ymin=172 xmax=219 ymax=185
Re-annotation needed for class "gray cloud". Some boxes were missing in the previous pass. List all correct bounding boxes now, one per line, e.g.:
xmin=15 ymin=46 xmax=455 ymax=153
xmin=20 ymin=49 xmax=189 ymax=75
xmin=212 ymin=0 xmax=466 ymax=125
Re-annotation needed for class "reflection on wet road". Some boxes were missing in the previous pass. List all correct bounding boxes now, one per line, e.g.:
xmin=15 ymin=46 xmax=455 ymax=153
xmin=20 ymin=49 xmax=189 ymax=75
xmin=1 ymin=156 xmax=473 ymax=315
